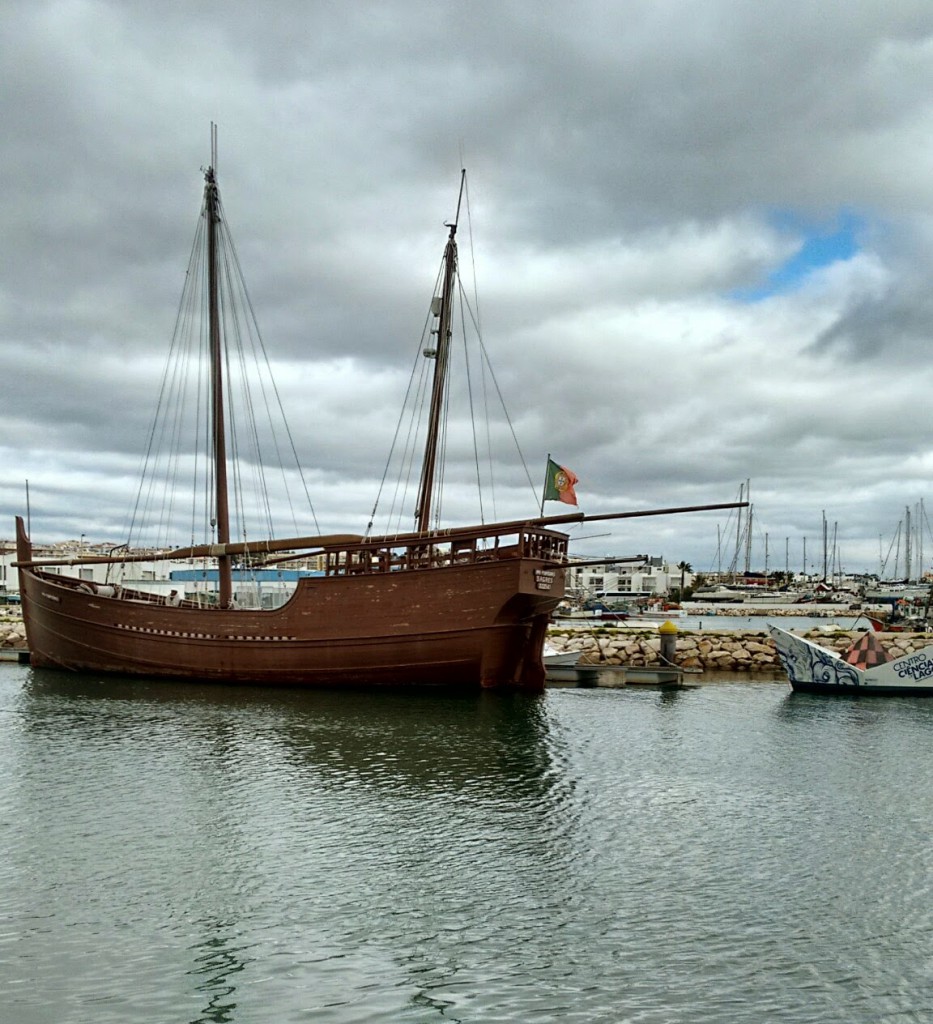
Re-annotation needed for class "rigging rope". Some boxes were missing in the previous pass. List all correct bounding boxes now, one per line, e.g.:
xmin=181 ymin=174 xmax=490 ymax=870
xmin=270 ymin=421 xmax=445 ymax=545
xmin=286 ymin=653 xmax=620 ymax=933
xmin=366 ymin=177 xmax=543 ymax=537
xmin=123 ymin=178 xmax=320 ymax=566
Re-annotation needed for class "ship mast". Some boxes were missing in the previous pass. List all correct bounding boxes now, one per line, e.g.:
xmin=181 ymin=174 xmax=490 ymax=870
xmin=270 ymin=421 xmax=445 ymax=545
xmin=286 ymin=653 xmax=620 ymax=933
xmin=205 ymin=125 xmax=233 ymax=608
xmin=414 ymin=169 xmax=466 ymax=533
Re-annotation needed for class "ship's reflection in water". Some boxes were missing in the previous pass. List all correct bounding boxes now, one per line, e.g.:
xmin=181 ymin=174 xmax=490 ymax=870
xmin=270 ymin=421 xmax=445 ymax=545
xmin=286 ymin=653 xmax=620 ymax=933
xmin=5 ymin=668 xmax=932 ymax=1023
xmin=186 ymin=922 xmax=248 ymax=1024
xmin=12 ymin=670 xmax=579 ymax=1022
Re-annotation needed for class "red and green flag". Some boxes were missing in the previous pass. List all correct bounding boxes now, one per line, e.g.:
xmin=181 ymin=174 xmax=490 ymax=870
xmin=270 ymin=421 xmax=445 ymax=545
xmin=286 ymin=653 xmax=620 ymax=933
xmin=543 ymin=457 xmax=578 ymax=506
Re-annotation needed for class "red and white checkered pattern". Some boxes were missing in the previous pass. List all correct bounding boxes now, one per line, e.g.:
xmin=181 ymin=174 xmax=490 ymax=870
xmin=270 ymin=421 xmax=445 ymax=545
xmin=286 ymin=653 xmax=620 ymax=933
xmin=843 ymin=631 xmax=893 ymax=669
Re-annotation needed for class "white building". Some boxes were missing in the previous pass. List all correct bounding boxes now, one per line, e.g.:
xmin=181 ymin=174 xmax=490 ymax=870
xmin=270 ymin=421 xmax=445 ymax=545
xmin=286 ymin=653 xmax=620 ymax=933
xmin=0 ymin=540 xmax=191 ymax=601
xmin=567 ymin=557 xmax=695 ymax=602
xmin=0 ymin=538 xmax=321 ymax=609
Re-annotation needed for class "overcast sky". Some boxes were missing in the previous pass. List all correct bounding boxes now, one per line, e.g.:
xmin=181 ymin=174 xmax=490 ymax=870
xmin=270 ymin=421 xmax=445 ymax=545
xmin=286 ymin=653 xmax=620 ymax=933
xmin=4 ymin=0 xmax=933 ymax=577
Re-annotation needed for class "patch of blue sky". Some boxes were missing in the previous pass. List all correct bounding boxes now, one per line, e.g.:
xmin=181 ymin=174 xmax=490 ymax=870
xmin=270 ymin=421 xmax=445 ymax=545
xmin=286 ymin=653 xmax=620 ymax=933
xmin=731 ymin=209 xmax=864 ymax=302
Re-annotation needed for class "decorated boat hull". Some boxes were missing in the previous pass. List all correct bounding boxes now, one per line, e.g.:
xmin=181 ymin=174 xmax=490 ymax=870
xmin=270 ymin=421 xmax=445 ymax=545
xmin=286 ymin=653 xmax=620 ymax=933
xmin=769 ymin=624 xmax=933 ymax=696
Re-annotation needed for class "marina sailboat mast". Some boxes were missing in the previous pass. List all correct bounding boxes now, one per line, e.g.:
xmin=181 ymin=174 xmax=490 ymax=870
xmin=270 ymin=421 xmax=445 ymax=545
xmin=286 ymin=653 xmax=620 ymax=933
xmin=414 ymin=169 xmax=466 ymax=533
xmin=205 ymin=125 xmax=233 ymax=608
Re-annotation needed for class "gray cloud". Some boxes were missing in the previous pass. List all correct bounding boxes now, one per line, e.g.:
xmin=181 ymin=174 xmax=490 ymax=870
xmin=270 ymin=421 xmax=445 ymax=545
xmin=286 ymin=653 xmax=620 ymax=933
xmin=4 ymin=1 xmax=933 ymax=574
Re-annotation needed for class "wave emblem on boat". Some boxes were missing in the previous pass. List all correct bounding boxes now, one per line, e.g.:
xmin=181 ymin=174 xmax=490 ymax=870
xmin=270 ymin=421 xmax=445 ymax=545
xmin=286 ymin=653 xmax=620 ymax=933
xmin=769 ymin=624 xmax=933 ymax=697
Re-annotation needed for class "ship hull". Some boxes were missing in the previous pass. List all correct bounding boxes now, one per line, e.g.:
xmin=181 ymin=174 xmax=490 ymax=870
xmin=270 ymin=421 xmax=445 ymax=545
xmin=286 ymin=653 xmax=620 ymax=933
xmin=19 ymin=556 xmax=562 ymax=691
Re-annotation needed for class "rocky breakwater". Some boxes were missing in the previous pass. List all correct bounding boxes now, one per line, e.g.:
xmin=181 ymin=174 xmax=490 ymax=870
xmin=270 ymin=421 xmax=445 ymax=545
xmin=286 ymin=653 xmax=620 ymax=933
xmin=547 ymin=626 xmax=933 ymax=673
xmin=683 ymin=605 xmax=855 ymax=618
xmin=0 ymin=609 xmax=26 ymax=652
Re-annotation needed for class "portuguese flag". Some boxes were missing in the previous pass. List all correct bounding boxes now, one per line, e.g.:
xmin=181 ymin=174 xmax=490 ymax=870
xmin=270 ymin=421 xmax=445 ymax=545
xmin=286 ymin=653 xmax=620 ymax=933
xmin=543 ymin=457 xmax=578 ymax=506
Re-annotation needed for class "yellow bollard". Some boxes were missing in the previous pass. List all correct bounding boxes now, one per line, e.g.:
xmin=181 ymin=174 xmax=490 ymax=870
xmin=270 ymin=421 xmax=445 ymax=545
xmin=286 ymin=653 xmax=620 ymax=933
xmin=658 ymin=620 xmax=678 ymax=666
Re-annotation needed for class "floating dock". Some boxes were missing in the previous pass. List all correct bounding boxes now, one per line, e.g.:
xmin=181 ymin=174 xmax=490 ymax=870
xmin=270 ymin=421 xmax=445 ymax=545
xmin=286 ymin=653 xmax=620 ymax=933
xmin=0 ymin=649 xmax=30 ymax=664
xmin=545 ymin=663 xmax=686 ymax=688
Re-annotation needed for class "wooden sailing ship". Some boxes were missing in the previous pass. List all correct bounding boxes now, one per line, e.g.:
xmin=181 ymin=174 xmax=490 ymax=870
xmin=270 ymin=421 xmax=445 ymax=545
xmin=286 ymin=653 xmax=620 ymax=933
xmin=15 ymin=139 xmax=742 ymax=690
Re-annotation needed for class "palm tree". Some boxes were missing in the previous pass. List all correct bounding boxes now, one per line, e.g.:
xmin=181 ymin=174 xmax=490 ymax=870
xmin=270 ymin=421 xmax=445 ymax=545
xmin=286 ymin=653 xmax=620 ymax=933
xmin=677 ymin=561 xmax=693 ymax=599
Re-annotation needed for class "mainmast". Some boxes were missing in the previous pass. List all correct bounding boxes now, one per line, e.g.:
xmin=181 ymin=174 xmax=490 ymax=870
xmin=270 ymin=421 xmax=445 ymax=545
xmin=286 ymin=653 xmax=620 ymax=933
xmin=205 ymin=124 xmax=233 ymax=608
xmin=415 ymin=169 xmax=466 ymax=533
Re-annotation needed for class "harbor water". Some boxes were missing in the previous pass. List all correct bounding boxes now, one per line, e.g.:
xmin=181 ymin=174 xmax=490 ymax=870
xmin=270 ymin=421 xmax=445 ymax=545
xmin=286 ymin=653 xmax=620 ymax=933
xmin=2 ymin=663 xmax=932 ymax=1023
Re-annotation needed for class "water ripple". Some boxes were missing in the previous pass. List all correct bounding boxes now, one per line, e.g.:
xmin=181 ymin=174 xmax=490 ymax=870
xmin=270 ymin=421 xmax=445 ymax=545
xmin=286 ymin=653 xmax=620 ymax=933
xmin=1 ymin=668 xmax=932 ymax=1022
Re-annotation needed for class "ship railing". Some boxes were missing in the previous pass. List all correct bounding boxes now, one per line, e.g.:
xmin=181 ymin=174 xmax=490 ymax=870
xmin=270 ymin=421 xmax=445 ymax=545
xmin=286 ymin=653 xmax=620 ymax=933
xmin=321 ymin=525 xmax=568 ymax=578
xmin=23 ymin=523 xmax=569 ymax=588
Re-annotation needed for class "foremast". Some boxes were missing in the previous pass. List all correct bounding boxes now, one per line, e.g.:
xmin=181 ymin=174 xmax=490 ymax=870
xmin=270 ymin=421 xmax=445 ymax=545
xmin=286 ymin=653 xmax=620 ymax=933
xmin=414 ymin=169 xmax=466 ymax=533
xmin=204 ymin=127 xmax=233 ymax=608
